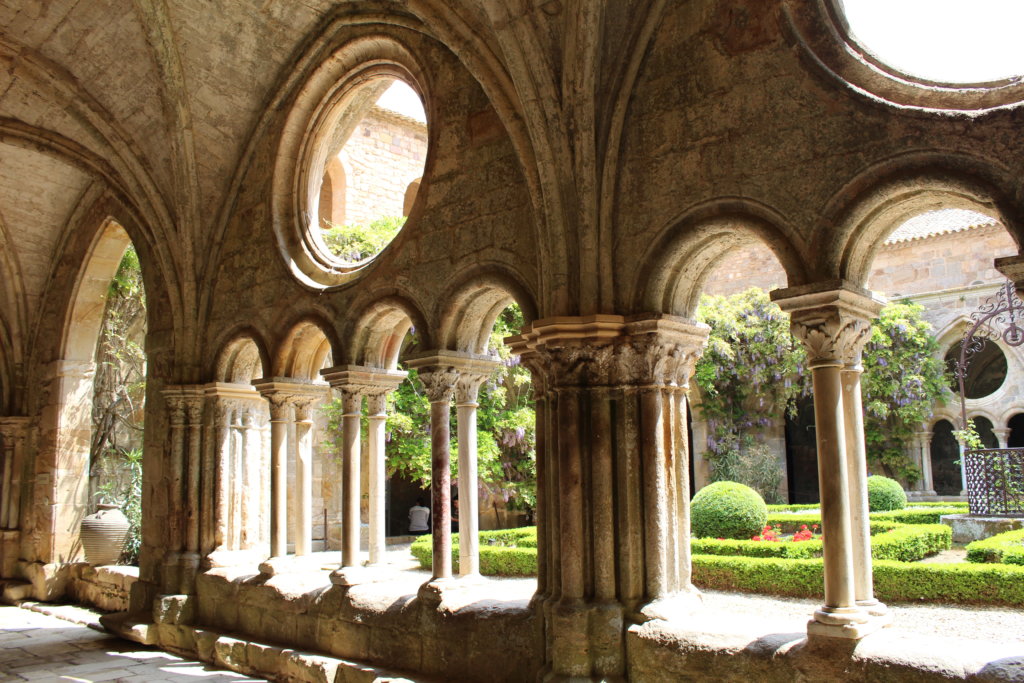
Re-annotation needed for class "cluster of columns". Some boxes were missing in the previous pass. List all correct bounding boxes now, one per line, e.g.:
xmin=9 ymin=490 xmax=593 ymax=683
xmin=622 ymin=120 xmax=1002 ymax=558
xmin=402 ymin=351 xmax=496 ymax=589
xmin=0 ymin=417 xmax=28 ymax=577
xmin=508 ymin=314 xmax=708 ymax=680
xmin=251 ymin=379 xmax=323 ymax=559
xmin=204 ymin=384 xmax=270 ymax=554
xmin=772 ymin=283 xmax=890 ymax=639
xmin=318 ymin=366 xmax=407 ymax=578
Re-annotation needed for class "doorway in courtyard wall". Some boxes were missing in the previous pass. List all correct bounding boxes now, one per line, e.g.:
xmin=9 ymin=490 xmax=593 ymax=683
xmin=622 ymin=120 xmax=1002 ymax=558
xmin=930 ymin=419 xmax=960 ymax=495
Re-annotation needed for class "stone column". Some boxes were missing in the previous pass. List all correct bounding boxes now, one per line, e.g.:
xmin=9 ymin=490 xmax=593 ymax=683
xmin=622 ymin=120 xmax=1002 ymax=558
xmin=366 ymin=393 xmax=388 ymax=565
xmin=161 ymin=385 xmax=205 ymax=593
xmin=339 ymin=388 xmax=362 ymax=566
xmin=0 ymin=417 xmax=29 ymax=579
xmin=403 ymin=357 xmax=459 ymax=588
xmin=455 ymin=371 xmax=489 ymax=578
xmin=423 ymin=369 xmax=457 ymax=582
xmin=254 ymin=379 xmax=326 ymax=559
xmin=320 ymin=366 xmax=407 ymax=578
xmin=841 ymin=354 xmax=889 ymax=621
xmin=773 ymin=282 xmax=887 ymax=640
xmin=293 ymin=397 xmax=316 ymax=557
xmin=508 ymin=314 xmax=707 ymax=680
xmin=994 ymin=427 xmax=1011 ymax=449
xmin=913 ymin=430 xmax=936 ymax=496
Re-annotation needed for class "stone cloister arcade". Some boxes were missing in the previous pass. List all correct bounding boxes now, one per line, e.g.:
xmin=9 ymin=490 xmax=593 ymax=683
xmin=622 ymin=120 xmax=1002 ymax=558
xmin=3 ymin=1 xmax=1024 ymax=680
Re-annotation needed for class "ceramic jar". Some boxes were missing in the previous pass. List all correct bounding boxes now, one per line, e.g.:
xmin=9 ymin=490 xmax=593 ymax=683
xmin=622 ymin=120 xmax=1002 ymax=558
xmin=80 ymin=503 xmax=129 ymax=566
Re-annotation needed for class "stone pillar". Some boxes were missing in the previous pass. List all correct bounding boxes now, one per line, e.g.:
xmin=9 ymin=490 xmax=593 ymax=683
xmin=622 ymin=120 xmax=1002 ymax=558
xmin=508 ymin=314 xmax=707 ymax=680
xmin=914 ymin=430 xmax=936 ymax=496
xmin=254 ymin=379 xmax=326 ymax=559
xmin=455 ymin=370 xmax=490 ymax=578
xmin=994 ymin=427 xmax=1011 ymax=449
xmin=422 ymin=368 xmax=457 ymax=582
xmin=841 ymin=357 xmax=888 ymax=620
xmin=366 ymin=393 xmax=388 ymax=565
xmin=161 ymin=385 xmax=205 ymax=593
xmin=293 ymin=398 xmax=315 ymax=557
xmin=0 ymin=418 xmax=29 ymax=579
xmin=320 ymin=366 xmax=407 ymax=577
xmin=773 ymin=282 xmax=887 ymax=640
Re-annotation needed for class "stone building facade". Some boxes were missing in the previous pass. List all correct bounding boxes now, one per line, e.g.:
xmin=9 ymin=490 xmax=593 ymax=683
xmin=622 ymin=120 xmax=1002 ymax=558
xmin=2 ymin=2 xmax=1024 ymax=681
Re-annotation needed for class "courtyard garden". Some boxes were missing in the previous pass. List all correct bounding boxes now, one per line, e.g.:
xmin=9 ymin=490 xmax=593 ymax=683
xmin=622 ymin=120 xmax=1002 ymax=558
xmin=410 ymin=476 xmax=1024 ymax=607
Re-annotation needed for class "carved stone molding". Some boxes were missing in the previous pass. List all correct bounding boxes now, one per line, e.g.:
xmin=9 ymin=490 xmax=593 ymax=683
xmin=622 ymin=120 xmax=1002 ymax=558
xmin=417 ymin=368 xmax=460 ymax=403
xmin=320 ymin=365 xmax=409 ymax=413
xmin=771 ymin=283 xmax=884 ymax=369
xmin=251 ymin=378 xmax=327 ymax=422
xmin=405 ymin=351 xmax=499 ymax=404
xmin=455 ymin=371 xmax=489 ymax=404
xmin=508 ymin=314 xmax=708 ymax=389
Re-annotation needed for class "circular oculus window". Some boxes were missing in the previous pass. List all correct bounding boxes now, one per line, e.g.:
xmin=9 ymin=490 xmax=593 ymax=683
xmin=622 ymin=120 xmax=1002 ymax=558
xmin=308 ymin=78 xmax=426 ymax=267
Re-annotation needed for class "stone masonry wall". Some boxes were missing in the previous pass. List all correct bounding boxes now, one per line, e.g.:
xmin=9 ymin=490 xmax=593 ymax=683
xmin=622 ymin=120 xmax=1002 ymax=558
xmin=337 ymin=105 xmax=427 ymax=227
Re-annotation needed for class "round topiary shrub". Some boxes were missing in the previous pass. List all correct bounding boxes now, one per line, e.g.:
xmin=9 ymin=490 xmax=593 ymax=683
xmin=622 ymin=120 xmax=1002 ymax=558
xmin=867 ymin=475 xmax=907 ymax=512
xmin=691 ymin=481 xmax=768 ymax=540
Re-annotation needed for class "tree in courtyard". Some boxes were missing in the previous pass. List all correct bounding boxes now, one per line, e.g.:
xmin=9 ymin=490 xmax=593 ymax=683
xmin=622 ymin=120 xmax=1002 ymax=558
xmin=861 ymin=301 xmax=950 ymax=482
xmin=694 ymin=288 xmax=807 ymax=502
xmin=694 ymin=289 xmax=950 ymax=493
xmin=321 ymin=304 xmax=536 ymax=515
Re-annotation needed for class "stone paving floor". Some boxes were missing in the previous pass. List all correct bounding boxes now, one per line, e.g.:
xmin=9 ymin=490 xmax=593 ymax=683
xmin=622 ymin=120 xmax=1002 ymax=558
xmin=0 ymin=605 xmax=265 ymax=683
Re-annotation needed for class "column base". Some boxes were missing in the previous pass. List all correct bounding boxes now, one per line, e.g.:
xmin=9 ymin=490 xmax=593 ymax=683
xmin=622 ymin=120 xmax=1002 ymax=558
xmin=417 ymin=577 xmax=454 ymax=606
xmin=329 ymin=565 xmax=394 ymax=587
xmin=638 ymin=589 xmax=703 ymax=622
xmin=807 ymin=604 xmax=888 ymax=640
xmin=856 ymin=598 xmax=891 ymax=619
xmin=257 ymin=554 xmax=333 ymax=578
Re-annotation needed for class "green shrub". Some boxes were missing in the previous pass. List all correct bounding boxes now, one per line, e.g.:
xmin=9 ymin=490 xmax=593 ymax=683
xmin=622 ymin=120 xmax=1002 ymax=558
xmin=867 ymin=475 xmax=907 ymax=512
xmin=870 ymin=524 xmax=951 ymax=562
xmin=691 ymin=482 xmax=768 ymax=540
xmin=965 ymin=529 xmax=1024 ymax=565
xmin=905 ymin=501 xmax=969 ymax=509
xmin=872 ymin=507 xmax=962 ymax=525
xmin=692 ymin=555 xmax=1024 ymax=605
xmin=410 ymin=527 xmax=538 ymax=576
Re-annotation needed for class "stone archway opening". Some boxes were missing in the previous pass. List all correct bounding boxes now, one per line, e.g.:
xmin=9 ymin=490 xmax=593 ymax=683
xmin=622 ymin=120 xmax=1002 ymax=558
xmin=87 ymin=240 xmax=148 ymax=566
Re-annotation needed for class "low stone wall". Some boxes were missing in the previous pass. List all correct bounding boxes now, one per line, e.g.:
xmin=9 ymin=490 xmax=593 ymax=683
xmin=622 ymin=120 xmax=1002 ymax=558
xmin=186 ymin=568 xmax=540 ymax=682
xmin=627 ymin=617 xmax=1024 ymax=682
xmin=67 ymin=564 xmax=138 ymax=613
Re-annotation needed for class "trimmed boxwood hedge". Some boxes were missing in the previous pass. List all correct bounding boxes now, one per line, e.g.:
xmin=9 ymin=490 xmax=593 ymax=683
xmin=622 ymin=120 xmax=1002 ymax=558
xmin=691 ymin=482 xmax=768 ymax=540
xmin=966 ymin=528 xmax=1024 ymax=565
xmin=410 ymin=527 xmax=537 ymax=576
xmin=693 ymin=555 xmax=1024 ymax=605
xmin=870 ymin=524 xmax=951 ymax=561
xmin=765 ymin=508 xmax=964 ymax=534
xmin=692 ymin=523 xmax=949 ymax=563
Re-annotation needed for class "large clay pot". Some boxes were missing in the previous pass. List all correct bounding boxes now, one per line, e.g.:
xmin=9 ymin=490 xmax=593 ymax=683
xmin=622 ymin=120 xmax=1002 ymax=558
xmin=80 ymin=504 xmax=130 ymax=566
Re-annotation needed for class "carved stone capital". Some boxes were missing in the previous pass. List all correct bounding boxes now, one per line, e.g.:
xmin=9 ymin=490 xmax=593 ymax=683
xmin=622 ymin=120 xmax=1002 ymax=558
xmin=508 ymin=314 xmax=708 ymax=389
xmin=771 ymin=283 xmax=884 ymax=368
xmin=417 ymin=367 xmax=459 ymax=403
xmin=0 ymin=417 xmax=30 ymax=443
xmin=320 ymin=365 xmax=408 ymax=414
xmin=340 ymin=388 xmax=363 ymax=416
xmin=405 ymin=351 xmax=499 ymax=404
xmin=163 ymin=385 xmax=205 ymax=426
xmin=251 ymin=378 xmax=327 ymax=422
xmin=456 ymin=372 xmax=489 ymax=404
xmin=366 ymin=393 xmax=388 ymax=416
